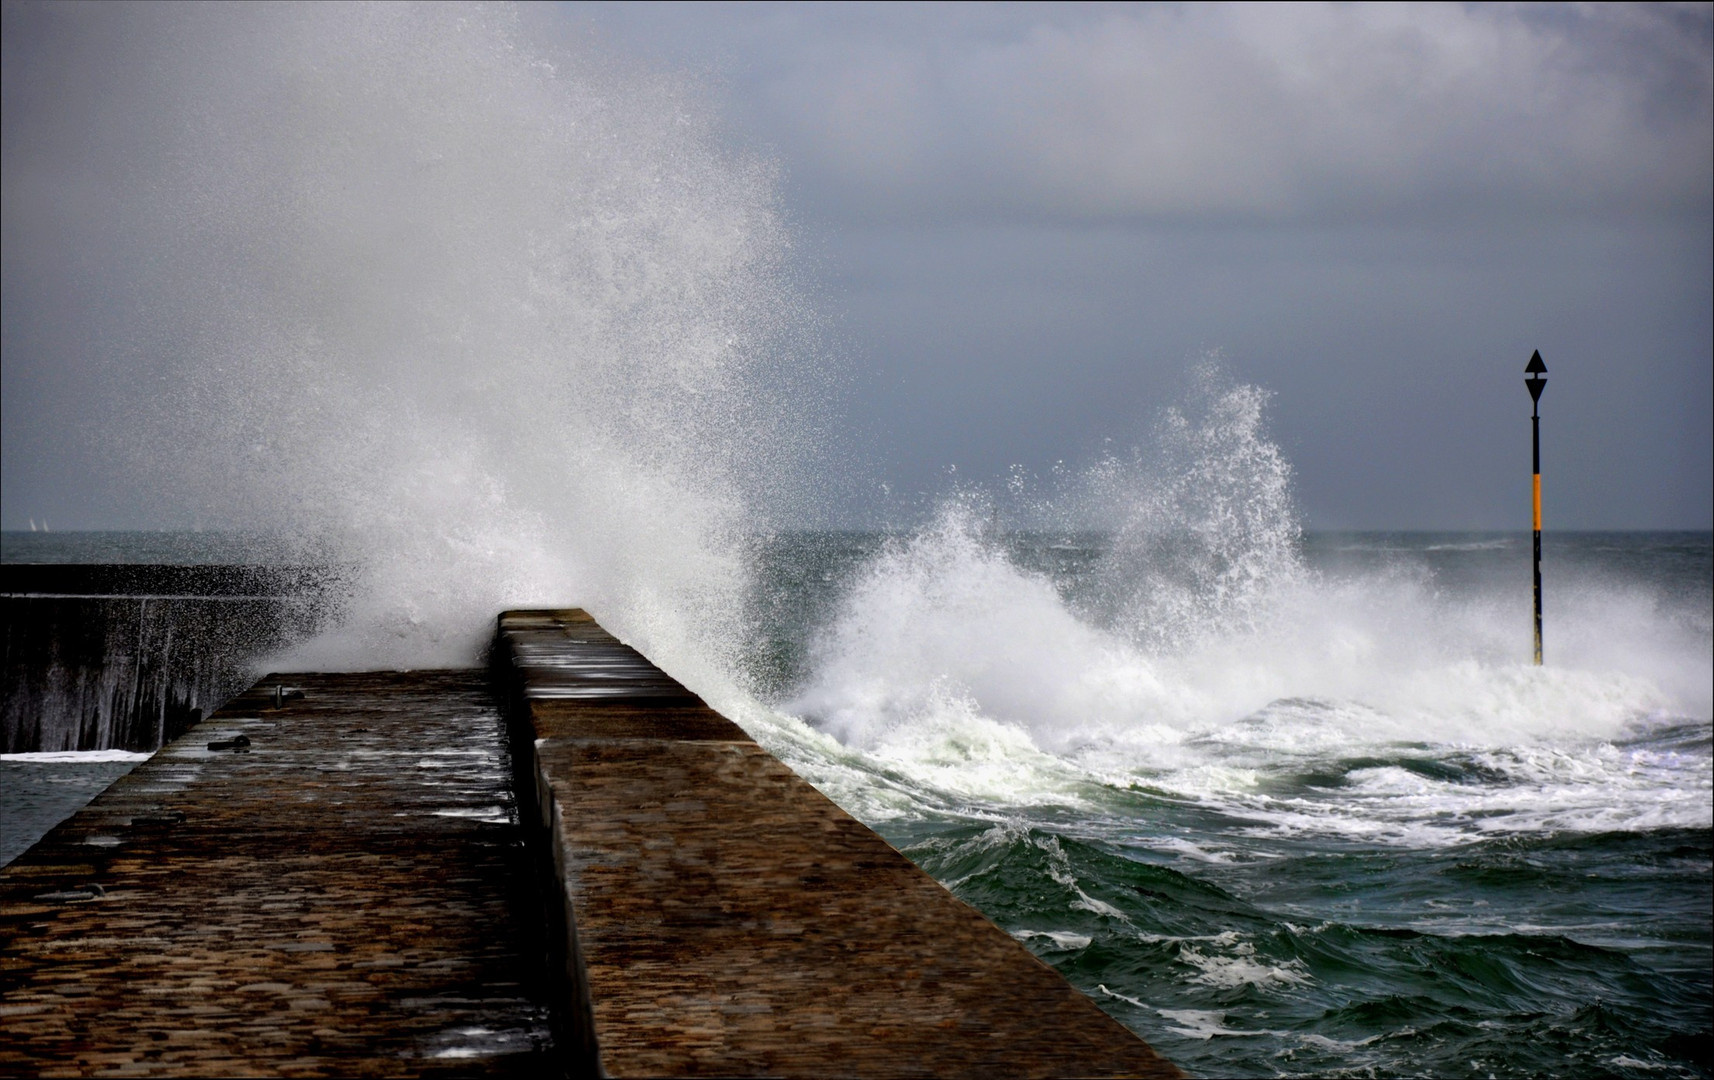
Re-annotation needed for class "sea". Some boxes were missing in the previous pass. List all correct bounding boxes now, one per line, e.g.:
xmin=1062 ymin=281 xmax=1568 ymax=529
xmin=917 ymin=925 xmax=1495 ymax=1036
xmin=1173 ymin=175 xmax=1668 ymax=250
xmin=4 ymin=526 xmax=1709 ymax=1078
xmin=736 ymin=526 xmax=1713 ymax=1079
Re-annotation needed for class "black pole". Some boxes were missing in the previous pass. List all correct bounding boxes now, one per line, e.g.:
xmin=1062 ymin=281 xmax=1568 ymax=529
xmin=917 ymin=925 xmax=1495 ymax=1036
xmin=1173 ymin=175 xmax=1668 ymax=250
xmin=1524 ymin=350 xmax=1547 ymax=666
xmin=1532 ymin=403 xmax=1542 ymax=666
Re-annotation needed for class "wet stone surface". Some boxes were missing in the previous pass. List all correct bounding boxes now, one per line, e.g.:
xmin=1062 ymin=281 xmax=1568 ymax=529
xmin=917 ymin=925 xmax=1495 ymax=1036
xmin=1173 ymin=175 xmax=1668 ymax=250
xmin=4 ymin=613 xmax=1180 ymax=1077
xmin=0 ymin=671 xmax=554 ymax=1077
xmin=496 ymin=609 xmax=1181 ymax=1078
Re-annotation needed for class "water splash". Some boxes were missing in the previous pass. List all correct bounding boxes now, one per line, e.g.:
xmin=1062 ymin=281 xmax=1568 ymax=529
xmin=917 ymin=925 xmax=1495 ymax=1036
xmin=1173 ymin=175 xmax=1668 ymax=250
xmin=1073 ymin=358 xmax=1301 ymax=650
xmin=789 ymin=359 xmax=1309 ymax=758
xmin=782 ymin=364 xmax=1711 ymax=838
xmin=95 ymin=3 xmax=817 ymax=678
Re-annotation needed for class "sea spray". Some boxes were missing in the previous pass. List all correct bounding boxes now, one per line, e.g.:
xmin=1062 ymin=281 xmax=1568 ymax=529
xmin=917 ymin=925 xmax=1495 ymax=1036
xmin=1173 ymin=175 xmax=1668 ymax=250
xmin=759 ymin=441 xmax=1710 ymax=1075
xmin=787 ymin=361 xmax=1309 ymax=774
xmin=89 ymin=2 xmax=819 ymax=680
xmin=780 ymin=366 xmax=1711 ymax=841
xmin=1076 ymin=358 xmax=1302 ymax=651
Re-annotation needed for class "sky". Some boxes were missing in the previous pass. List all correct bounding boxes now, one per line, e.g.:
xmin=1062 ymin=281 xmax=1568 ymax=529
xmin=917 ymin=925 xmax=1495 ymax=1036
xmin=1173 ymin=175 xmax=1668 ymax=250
xmin=4 ymin=1 xmax=1711 ymax=531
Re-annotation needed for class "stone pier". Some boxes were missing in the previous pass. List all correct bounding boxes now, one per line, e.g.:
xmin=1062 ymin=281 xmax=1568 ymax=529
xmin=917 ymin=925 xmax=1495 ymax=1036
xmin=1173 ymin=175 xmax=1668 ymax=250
xmin=0 ymin=672 xmax=553 ymax=1075
xmin=1 ymin=609 xmax=1179 ymax=1077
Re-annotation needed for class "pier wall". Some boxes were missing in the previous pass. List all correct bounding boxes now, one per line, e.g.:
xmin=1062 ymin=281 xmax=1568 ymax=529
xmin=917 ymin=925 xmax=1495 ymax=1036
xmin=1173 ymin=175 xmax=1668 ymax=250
xmin=491 ymin=608 xmax=1180 ymax=1077
xmin=0 ymin=671 xmax=556 ymax=1075
xmin=0 ymin=565 xmax=328 ymax=753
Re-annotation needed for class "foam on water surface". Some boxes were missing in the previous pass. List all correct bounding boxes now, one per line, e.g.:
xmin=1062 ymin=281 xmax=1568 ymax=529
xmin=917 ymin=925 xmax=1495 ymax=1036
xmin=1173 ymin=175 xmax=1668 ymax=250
xmin=743 ymin=374 xmax=1709 ymax=1075
xmin=768 ymin=380 xmax=1710 ymax=838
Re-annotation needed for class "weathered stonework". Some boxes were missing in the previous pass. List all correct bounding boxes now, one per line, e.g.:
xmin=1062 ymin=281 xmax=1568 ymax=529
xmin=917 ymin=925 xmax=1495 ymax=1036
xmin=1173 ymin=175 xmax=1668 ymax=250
xmin=0 ymin=672 xmax=554 ymax=1076
xmin=2 ymin=611 xmax=1180 ymax=1077
xmin=493 ymin=608 xmax=1180 ymax=1077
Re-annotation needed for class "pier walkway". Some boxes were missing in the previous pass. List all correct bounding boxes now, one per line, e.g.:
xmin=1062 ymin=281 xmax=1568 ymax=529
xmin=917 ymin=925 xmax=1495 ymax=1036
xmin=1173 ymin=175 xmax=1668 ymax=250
xmin=0 ymin=672 xmax=553 ymax=1075
xmin=2 ymin=609 xmax=1178 ymax=1077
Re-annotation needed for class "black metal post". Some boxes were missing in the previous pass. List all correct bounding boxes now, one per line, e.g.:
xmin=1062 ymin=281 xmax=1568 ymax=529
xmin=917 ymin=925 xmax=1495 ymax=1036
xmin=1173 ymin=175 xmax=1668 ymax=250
xmin=1525 ymin=350 xmax=1547 ymax=666
xmin=1532 ymin=403 xmax=1542 ymax=666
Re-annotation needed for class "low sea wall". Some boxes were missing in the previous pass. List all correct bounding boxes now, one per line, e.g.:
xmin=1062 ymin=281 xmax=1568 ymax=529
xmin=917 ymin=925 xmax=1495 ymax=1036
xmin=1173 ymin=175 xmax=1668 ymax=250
xmin=0 ymin=565 xmax=328 ymax=753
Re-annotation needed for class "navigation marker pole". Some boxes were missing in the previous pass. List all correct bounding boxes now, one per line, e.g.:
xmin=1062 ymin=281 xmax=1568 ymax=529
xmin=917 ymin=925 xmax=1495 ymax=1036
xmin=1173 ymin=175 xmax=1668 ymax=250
xmin=1525 ymin=350 xmax=1547 ymax=665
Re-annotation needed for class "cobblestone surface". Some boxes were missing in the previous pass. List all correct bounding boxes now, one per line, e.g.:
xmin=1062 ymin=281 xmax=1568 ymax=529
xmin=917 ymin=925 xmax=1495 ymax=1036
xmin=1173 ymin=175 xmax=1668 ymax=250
xmin=0 ymin=672 xmax=554 ymax=1077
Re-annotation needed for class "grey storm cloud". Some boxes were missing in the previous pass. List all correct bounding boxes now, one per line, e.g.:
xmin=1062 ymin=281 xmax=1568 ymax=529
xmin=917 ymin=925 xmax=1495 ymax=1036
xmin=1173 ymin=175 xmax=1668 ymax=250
xmin=576 ymin=2 xmax=1713 ymax=223
xmin=4 ymin=1 xmax=1711 ymax=532
xmin=557 ymin=1 xmax=1712 ymax=531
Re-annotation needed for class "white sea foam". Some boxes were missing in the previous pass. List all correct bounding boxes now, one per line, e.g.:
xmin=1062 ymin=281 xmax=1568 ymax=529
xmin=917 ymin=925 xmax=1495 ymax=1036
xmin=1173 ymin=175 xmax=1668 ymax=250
xmin=1155 ymin=1008 xmax=1274 ymax=1040
xmin=781 ymin=514 xmax=1709 ymax=839
xmin=1013 ymin=929 xmax=1094 ymax=951
xmin=1097 ymin=985 xmax=1150 ymax=1010
xmin=781 ymin=368 xmax=1712 ymax=840
xmin=1178 ymin=941 xmax=1312 ymax=989
xmin=1134 ymin=837 xmax=1243 ymax=864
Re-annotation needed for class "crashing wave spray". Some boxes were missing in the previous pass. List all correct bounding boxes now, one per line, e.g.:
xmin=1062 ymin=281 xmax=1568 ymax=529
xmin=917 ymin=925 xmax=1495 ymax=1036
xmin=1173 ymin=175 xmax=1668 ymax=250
xmin=790 ymin=360 xmax=1302 ymax=758
xmin=1075 ymin=357 xmax=1301 ymax=650
xmin=89 ymin=3 xmax=817 ymax=681
xmin=785 ymin=360 xmax=1710 ymax=836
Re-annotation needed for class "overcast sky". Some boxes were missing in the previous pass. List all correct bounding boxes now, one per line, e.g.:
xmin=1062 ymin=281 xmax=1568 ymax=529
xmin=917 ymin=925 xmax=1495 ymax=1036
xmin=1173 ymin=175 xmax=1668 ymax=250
xmin=559 ymin=1 xmax=1713 ymax=530
xmin=5 ymin=2 xmax=1711 ymax=531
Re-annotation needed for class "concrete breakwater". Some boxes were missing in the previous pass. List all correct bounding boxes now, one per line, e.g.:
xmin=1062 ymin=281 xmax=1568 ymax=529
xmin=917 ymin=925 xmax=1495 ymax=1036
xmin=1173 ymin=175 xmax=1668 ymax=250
xmin=0 ymin=565 xmax=331 ymax=753
xmin=1 ymin=608 xmax=1179 ymax=1077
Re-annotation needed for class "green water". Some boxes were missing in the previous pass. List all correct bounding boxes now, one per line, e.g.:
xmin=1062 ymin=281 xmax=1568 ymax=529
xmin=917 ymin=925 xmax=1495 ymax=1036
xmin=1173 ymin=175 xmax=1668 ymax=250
xmin=0 ymin=756 xmax=146 ymax=867
xmin=741 ymin=530 xmax=1712 ymax=1078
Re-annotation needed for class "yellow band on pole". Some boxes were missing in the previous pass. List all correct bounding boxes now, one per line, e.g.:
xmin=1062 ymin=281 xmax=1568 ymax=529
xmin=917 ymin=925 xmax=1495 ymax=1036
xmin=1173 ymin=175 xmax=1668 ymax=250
xmin=1533 ymin=474 xmax=1542 ymax=531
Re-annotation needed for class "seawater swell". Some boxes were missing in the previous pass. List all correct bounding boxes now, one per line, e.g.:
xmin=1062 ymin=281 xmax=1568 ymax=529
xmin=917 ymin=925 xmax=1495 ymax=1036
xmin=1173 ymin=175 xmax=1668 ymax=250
xmin=733 ymin=375 xmax=1712 ymax=1078
xmin=887 ymin=814 xmax=1713 ymax=1079
xmin=740 ymin=526 xmax=1712 ymax=1079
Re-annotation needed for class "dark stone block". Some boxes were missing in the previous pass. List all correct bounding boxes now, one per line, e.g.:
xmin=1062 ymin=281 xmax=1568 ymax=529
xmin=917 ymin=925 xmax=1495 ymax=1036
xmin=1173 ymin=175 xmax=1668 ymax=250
xmin=0 ymin=566 xmax=338 ymax=752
